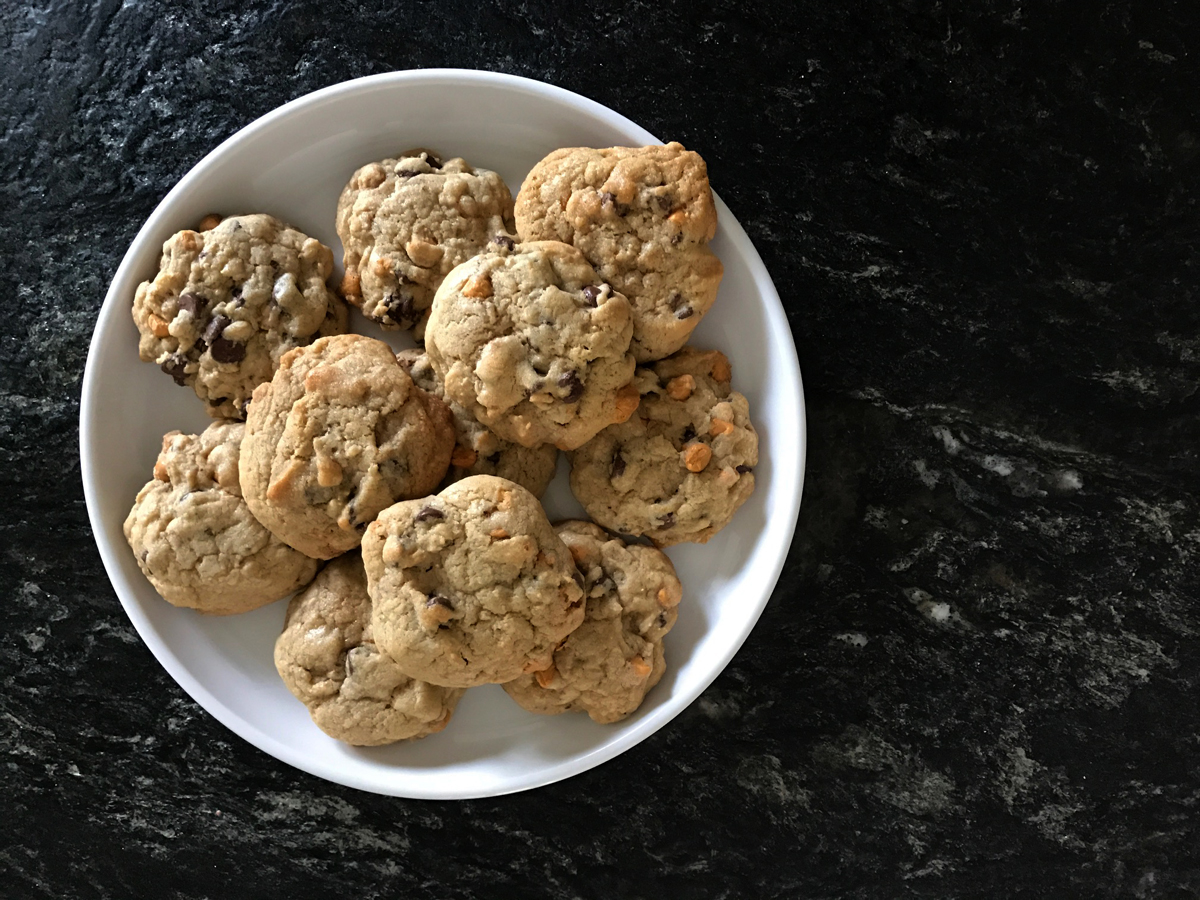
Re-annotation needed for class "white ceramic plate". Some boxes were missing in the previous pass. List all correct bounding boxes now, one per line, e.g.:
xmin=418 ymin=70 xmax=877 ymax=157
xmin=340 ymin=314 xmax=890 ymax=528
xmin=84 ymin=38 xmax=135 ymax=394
xmin=80 ymin=70 xmax=806 ymax=799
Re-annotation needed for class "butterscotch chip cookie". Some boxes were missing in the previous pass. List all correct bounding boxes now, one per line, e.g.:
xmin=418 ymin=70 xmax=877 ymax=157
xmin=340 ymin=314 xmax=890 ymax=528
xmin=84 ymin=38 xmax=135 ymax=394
xmin=335 ymin=150 xmax=515 ymax=338
xmin=123 ymin=421 xmax=319 ymax=614
xmin=424 ymin=239 xmax=638 ymax=451
xmin=275 ymin=554 xmax=464 ymax=746
xmin=361 ymin=475 xmax=586 ymax=688
xmin=396 ymin=349 xmax=558 ymax=497
xmin=503 ymin=521 xmax=681 ymax=723
xmin=568 ymin=347 xmax=758 ymax=546
xmin=240 ymin=334 xmax=455 ymax=559
xmin=132 ymin=214 xmax=347 ymax=419
xmin=514 ymin=142 xmax=723 ymax=362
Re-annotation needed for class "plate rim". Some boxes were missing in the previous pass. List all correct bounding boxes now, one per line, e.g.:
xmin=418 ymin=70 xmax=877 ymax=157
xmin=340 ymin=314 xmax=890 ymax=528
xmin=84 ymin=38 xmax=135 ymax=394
xmin=79 ymin=68 xmax=807 ymax=798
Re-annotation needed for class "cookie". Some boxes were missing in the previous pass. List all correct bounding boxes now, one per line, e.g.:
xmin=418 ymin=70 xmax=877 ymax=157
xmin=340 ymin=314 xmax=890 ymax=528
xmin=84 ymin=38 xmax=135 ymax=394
xmin=514 ymin=142 xmax=723 ymax=362
xmin=503 ymin=521 xmax=681 ymax=723
xmin=132 ymin=213 xmax=347 ymax=419
xmin=361 ymin=475 xmax=586 ymax=688
xmin=335 ymin=150 xmax=515 ymax=338
xmin=240 ymin=334 xmax=455 ymax=559
xmin=568 ymin=347 xmax=758 ymax=546
xmin=123 ymin=421 xmax=319 ymax=614
xmin=274 ymin=554 xmax=464 ymax=746
xmin=396 ymin=348 xmax=558 ymax=498
xmin=424 ymin=239 xmax=639 ymax=451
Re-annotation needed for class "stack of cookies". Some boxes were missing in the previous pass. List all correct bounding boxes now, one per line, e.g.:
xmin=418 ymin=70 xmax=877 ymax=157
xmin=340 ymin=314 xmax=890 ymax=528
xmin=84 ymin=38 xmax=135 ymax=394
xmin=124 ymin=142 xmax=759 ymax=746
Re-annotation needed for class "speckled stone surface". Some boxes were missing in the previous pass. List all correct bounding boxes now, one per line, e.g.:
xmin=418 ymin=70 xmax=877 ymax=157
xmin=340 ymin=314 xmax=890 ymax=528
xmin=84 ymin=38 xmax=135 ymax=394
xmin=3 ymin=2 xmax=1200 ymax=897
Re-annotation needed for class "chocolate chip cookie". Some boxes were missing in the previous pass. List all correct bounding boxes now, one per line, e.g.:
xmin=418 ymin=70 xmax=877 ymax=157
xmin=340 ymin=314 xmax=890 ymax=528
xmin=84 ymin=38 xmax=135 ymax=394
xmin=568 ymin=347 xmax=758 ymax=546
xmin=503 ymin=521 xmax=681 ymax=723
xmin=424 ymin=239 xmax=639 ymax=451
xmin=240 ymin=334 xmax=455 ymax=559
xmin=123 ymin=421 xmax=319 ymax=614
xmin=361 ymin=475 xmax=586 ymax=688
xmin=514 ymin=142 xmax=723 ymax=362
xmin=396 ymin=348 xmax=558 ymax=498
xmin=133 ymin=214 xmax=347 ymax=419
xmin=335 ymin=150 xmax=515 ymax=338
xmin=274 ymin=553 xmax=465 ymax=746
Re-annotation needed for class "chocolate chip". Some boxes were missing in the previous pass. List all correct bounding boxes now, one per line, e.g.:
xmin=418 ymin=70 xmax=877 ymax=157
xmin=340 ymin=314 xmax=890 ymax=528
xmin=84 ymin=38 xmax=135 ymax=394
xmin=681 ymin=424 xmax=696 ymax=443
xmin=415 ymin=506 xmax=444 ymax=523
xmin=341 ymin=486 xmax=365 ymax=531
xmin=385 ymin=292 xmax=414 ymax=326
xmin=490 ymin=234 xmax=515 ymax=251
xmin=558 ymin=370 xmax=584 ymax=402
xmin=675 ymin=305 xmax=694 ymax=319
xmin=209 ymin=337 xmax=245 ymax=363
xmin=600 ymin=192 xmax=630 ymax=216
xmin=736 ymin=465 xmax=753 ymax=474
xmin=657 ymin=612 xmax=668 ymax=628
xmin=160 ymin=354 xmax=189 ymax=386
xmin=425 ymin=153 xmax=443 ymax=169
xmin=659 ymin=512 xmax=676 ymax=528
xmin=581 ymin=285 xmax=601 ymax=307
xmin=203 ymin=314 xmax=231 ymax=344
xmin=426 ymin=594 xmax=454 ymax=610
xmin=177 ymin=292 xmax=206 ymax=316
xmin=611 ymin=452 xmax=626 ymax=479
xmin=671 ymin=232 xmax=683 ymax=245
xmin=654 ymin=194 xmax=675 ymax=213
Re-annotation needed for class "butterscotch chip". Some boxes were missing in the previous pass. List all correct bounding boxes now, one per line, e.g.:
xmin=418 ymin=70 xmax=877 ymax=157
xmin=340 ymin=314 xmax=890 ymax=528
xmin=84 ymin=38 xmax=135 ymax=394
xmin=362 ymin=476 xmax=585 ymax=688
xmin=568 ymin=347 xmax=758 ymax=546
xmin=515 ymin=142 xmax=723 ymax=362
xmin=274 ymin=554 xmax=464 ymax=746
xmin=682 ymin=442 xmax=712 ymax=472
xmin=124 ymin=421 xmax=318 ymax=615
xmin=666 ymin=374 xmax=695 ymax=400
xmin=450 ymin=445 xmax=477 ymax=468
xmin=240 ymin=334 xmax=455 ymax=559
xmin=503 ymin=521 xmax=681 ymax=723
xmin=335 ymin=150 xmax=514 ymax=338
xmin=461 ymin=274 xmax=493 ymax=299
xmin=710 ymin=351 xmax=732 ymax=384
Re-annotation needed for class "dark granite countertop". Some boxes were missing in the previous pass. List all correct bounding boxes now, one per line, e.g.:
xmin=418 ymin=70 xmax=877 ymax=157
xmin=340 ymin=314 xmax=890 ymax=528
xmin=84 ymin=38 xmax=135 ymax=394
xmin=3 ymin=2 xmax=1200 ymax=897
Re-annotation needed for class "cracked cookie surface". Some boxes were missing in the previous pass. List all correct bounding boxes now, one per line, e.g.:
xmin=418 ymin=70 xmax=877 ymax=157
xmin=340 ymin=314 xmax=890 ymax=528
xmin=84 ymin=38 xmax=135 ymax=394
xmin=424 ymin=239 xmax=639 ymax=451
xmin=124 ymin=421 xmax=319 ymax=614
xmin=361 ymin=475 xmax=585 ymax=688
xmin=275 ymin=554 xmax=464 ymax=746
xmin=132 ymin=213 xmax=347 ymax=419
xmin=335 ymin=150 xmax=514 ymax=338
xmin=568 ymin=347 xmax=758 ymax=546
xmin=503 ymin=521 xmax=681 ymax=723
xmin=396 ymin=348 xmax=558 ymax=497
xmin=514 ymin=142 xmax=723 ymax=362
xmin=240 ymin=334 xmax=455 ymax=559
